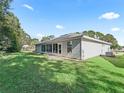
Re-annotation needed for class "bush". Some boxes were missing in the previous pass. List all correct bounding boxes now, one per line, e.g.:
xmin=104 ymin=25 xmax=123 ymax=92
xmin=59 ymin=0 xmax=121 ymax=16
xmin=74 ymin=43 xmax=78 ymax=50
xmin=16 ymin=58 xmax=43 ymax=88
xmin=0 ymin=51 xmax=6 ymax=56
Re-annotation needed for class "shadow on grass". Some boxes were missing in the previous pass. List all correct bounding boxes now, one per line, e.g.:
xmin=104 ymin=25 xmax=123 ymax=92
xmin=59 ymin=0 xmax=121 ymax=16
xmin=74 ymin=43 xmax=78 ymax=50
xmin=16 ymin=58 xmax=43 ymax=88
xmin=0 ymin=53 xmax=124 ymax=93
xmin=0 ymin=53 xmax=82 ymax=93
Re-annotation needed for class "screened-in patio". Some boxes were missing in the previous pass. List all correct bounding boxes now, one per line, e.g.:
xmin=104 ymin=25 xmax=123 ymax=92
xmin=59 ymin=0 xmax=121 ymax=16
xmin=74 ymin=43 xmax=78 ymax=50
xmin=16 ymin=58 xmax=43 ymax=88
xmin=41 ymin=43 xmax=62 ymax=54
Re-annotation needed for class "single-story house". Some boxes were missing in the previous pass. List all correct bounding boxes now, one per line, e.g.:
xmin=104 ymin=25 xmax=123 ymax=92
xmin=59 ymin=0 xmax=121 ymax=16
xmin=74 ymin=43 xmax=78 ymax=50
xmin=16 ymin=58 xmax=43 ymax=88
xmin=35 ymin=33 xmax=112 ymax=60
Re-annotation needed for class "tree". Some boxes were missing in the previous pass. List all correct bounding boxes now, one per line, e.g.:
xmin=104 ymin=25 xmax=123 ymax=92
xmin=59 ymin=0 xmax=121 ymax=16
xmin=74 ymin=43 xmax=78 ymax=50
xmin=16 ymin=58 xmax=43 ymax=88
xmin=20 ymin=31 xmax=32 ymax=46
xmin=0 ymin=12 xmax=21 ymax=52
xmin=103 ymin=34 xmax=118 ymax=49
xmin=83 ymin=31 xmax=88 ymax=36
xmin=0 ymin=0 xmax=13 ymax=44
xmin=95 ymin=32 xmax=104 ymax=40
xmin=83 ymin=30 xmax=96 ymax=38
xmin=83 ymin=30 xmax=119 ymax=49
xmin=0 ymin=0 xmax=13 ymax=18
xmin=0 ymin=0 xmax=35 ymax=52
xmin=0 ymin=12 xmax=32 ymax=52
xmin=31 ymin=38 xmax=39 ymax=45
xmin=0 ymin=0 xmax=14 ymax=52
xmin=41 ymin=35 xmax=55 ymax=42
xmin=118 ymin=45 xmax=122 ymax=50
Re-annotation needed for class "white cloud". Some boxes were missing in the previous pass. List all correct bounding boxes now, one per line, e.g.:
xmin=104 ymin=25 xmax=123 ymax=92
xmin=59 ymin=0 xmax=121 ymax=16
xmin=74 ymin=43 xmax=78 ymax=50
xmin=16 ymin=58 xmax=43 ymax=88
xmin=22 ymin=4 xmax=34 ymax=11
xmin=99 ymin=12 xmax=120 ymax=20
xmin=111 ymin=27 xmax=120 ymax=32
xmin=56 ymin=25 xmax=64 ymax=30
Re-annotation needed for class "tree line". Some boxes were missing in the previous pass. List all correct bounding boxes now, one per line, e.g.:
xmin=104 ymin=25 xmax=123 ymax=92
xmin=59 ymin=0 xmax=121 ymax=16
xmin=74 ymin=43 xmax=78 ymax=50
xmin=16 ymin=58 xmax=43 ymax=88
xmin=0 ymin=0 xmax=39 ymax=52
xmin=82 ymin=30 xmax=119 ymax=49
xmin=41 ymin=31 xmax=119 ymax=49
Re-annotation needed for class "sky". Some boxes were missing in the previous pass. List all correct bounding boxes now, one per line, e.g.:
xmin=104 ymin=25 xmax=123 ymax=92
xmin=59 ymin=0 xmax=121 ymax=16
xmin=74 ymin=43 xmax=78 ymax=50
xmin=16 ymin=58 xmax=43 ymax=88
xmin=11 ymin=0 xmax=124 ymax=45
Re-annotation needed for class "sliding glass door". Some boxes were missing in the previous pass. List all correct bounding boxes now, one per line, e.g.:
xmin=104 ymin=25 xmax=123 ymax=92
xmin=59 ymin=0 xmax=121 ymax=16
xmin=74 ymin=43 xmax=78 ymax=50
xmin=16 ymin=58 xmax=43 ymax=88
xmin=53 ymin=44 xmax=58 ymax=53
xmin=58 ymin=44 xmax=61 ymax=54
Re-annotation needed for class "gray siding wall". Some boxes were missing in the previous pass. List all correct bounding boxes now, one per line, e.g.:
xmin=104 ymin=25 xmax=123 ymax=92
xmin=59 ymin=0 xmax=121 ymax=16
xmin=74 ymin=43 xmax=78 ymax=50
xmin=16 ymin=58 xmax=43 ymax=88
xmin=101 ymin=44 xmax=110 ymax=55
xmin=61 ymin=42 xmax=67 ymax=56
xmin=81 ymin=38 xmax=111 ymax=60
xmin=61 ymin=38 xmax=81 ymax=59
xmin=71 ymin=39 xmax=81 ymax=59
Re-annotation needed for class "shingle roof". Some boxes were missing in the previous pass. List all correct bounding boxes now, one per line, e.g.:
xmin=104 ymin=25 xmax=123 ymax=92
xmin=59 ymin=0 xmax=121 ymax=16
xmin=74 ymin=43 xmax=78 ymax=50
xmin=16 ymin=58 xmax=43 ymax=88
xmin=36 ymin=33 xmax=112 ymax=45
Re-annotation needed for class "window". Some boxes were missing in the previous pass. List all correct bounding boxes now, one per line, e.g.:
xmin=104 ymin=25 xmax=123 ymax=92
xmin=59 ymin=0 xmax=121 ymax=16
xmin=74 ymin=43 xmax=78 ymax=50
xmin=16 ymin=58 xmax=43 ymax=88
xmin=58 ymin=44 xmax=61 ymax=54
xmin=46 ymin=45 xmax=48 ymax=52
xmin=67 ymin=41 xmax=72 ymax=53
xmin=42 ymin=44 xmax=52 ymax=52
xmin=53 ymin=44 xmax=58 ymax=53
xmin=41 ymin=45 xmax=45 ymax=52
xmin=47 ymin=44 xmax=52 ymax=52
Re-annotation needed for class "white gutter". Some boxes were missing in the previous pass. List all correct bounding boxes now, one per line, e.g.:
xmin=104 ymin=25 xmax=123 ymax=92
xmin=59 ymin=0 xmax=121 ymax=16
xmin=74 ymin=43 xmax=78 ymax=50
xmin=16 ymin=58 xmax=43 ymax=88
xmin=83 ymin=35 xmax=112 ymax=45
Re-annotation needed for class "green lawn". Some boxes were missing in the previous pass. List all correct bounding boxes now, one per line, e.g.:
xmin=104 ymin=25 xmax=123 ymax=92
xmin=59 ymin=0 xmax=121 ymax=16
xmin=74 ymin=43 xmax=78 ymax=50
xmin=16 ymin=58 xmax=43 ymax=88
xmin=0 ymin=53 xmax=124 ymax=93
xmin=103 ymin=55 xmax=124 ymax=68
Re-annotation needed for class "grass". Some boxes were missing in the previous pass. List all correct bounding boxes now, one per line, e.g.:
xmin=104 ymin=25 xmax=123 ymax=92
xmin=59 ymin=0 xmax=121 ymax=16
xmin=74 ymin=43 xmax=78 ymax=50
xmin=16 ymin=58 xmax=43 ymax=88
xmin=0 ymin=52 xmax=124 ymax=93
xmin=115 ymin=52 xmax=124 ymax=56
xmin=103 ymin=54 xmax=124 ymax=68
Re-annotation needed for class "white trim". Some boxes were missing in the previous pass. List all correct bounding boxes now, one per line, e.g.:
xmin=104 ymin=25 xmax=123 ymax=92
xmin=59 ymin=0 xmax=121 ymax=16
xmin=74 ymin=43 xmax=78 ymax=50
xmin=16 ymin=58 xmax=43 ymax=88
xmin=83 ymin=36 xmax=112 ymax=45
